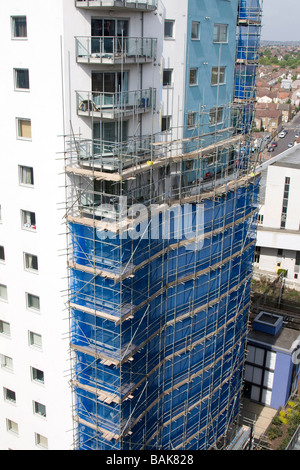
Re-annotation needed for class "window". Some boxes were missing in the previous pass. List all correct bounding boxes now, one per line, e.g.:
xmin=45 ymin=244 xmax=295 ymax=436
xmin=29 ymin=331 xmax=42 ymax=349
xmin=163 ymin=69 xmax=173 ymax=87
xmin=161 ymin=116 xmax=171 ymax=132
xmin=187 ymin=112 xmax=197 ymax=129
xmin=213 ymin=24 xmax=228 ymax=43
xmin=254 ymin=246 xmax=261 ymax=264
xmin=6 ymin=419 xmax=19 ymax=435
xmin=35 ymin=433 xmax=48 ymax=449
xmin=257 ymin=214 xmax=264 ymax=225
xmin=31 ymin=367 xmax=44 ymax=384
xmin=189 ymin=68 xmax=198 ymax=85
xmin=0 ymin=321 xmax=11 ymax=337
xmin=14 ymin=69 xmax=29 ymax=90
xmin=211 ymin=66 xmax=226 ymax=85
xmin=280 ymin=176 xmax=290 ymax=229
xmin=26 ymin=293 xmax=40 ymax=312
xmin=24 ymin=253 xmax=38 ymax=272
xmin=0 ymin=284 xmax=8 ymax=301
xmin=0 ymin=246 xmax=5 ymax=262
xmin=191 ymin=21 xmax=200 ymax=40
xmin=296 ymin=252 xmax=300 ymax=267
xmin=19 ymin=165 xmax=34 ymax=186
xmin=33 ymin=401 xmax=46 ymax=418
xmin=209 ymin=107 xmax=224 ymax=125
xmin=17 ymin=118 xmax=32 ymax=140
xmin=11 ymin=16 xmax=27 ymax=38
xmin=164 ymin=20 xmax=174 ymax=39
xmin=0 ymin=355 xmax=13 ymax=371
xmin=21 ymin=210 xmax=36 ymax=230
xmin=4 ymin=388 xmax=16 ymax=403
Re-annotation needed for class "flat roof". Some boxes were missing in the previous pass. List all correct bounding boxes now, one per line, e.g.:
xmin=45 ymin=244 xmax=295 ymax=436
xmin=272 ymin=145 xmax=300 ymax=169
xmin=248 ymin=326 xmax=300 ymax=353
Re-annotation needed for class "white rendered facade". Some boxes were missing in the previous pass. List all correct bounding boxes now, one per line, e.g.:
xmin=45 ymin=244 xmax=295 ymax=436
xmin=0 ymin=0 xmax=261 ymax=450
xmin=255 ymin=145 xmax=300 ymax=289
xmin=0 ymin=0 xmax=190 ymax=451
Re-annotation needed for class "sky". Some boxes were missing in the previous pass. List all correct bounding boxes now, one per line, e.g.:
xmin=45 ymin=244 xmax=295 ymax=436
xmin=261 ymin=0 xmax=300 ymax=42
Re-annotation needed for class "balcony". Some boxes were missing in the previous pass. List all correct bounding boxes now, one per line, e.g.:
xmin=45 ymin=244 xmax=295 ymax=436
xmin=76 ymin=88 xmax=156 ymax=120
xmin=75 ymin=0 xmax=157 ymax=11
xmin=75 ymin=135 xmax=154 ymax=171
xmin=76 ymin=36 xmax=157 ymax=65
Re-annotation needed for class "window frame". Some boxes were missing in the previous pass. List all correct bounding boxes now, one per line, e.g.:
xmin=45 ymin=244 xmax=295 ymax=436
xmin=0 ymin=320 xmax=11 ymax=337
xmin=164 ymin=20 xmax=175 ymax=39
xmin=209 ymin=107 xmax=224 ymax=126
xmin=162 ymin=69 xmax=173 ymax=88
xmin=35 ymin=433 xmax=48 ymax=449
xmin=33 ymin=400 xmax=47 ymax=418
xmin=29 ymin=331 xmax=42 ymax=349
xmin=189 ymin=68 xmax=198 ymax=86
xmin=0 ymin=246 xmax=5 ymax=263
xmin=4 ymin=387 xmax=16 ymax=404
xmin=1 ymin=355 xmax=13 ymax=372
xmin=6 ymin=419 xmax=19 ymax=435
xmin=16 ymin=118 xmax=32 ymax=141
xmin=0 ymin=284 xmax=8 ymax=302
xmin=14 ymin=68 xmax=30 ymax=91
xmin=31 ymin=366 xmax=45 ymax=385
xmin=161 ymin=115 xmax=172 ymax=133
xmin=191 ymin=21 xmax=200 ymax=40
xmin=26 ymin=293 xmax=40 ymax=312
xmin=211 ymin=66 xmax=226 ymax=86
xmin=21 ymin=209 xmax=36 ymax=231
xmin=19 ymin=165 xmax=34 ymax=187
xmin=187 ymin=112 xmax=197 ymax=129
xmin=11 ymin=16 xmax=27 ymax=40
xmin=213 ymin=23 xmax=228 ymax=44
xmin=24 ymin=252 xmax=38 ymax=273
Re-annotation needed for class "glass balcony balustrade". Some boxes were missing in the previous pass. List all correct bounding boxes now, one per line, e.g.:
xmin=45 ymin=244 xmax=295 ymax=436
xmin=76 ymin=88 xmax=156 ymax=119
xmin=76 ymin=36 xmax=157 ymax=64
xmin=75 ymin=0 xmax=157 ymax=11
xmin=75 ymin=135 xmax=154 ymax=171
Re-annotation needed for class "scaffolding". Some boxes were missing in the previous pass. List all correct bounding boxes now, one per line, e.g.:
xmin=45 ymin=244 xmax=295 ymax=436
xmin=64 ymin=0 xmax=263 ymax=450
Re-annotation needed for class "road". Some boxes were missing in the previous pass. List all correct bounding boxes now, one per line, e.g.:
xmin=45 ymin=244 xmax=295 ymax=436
xmin=262 ymin=112 xmax=300 ymax=158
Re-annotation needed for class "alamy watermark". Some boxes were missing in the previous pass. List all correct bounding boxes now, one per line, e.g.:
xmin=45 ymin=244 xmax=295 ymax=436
xmin=95 ymin=197 xmax=205 ymax=251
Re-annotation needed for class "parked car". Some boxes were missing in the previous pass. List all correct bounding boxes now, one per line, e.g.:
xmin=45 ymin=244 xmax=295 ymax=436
xmin=295 ymin=132 xmax=300 ymax=138
xmin=267 ymin=146 xmax=275 ymax=152
xmin=288 ymin=142 xmax=294 ymax=148
xmin=271 ymin=142 xmax=278 ymax=147
xmin=279 ymin=132 xmax=286 ymax=138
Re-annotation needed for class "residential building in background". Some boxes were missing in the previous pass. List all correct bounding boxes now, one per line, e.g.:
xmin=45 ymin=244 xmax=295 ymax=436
xmin=255 ymin=145 xmax=300 ymax=289
xmin=0 ymin=0 xmax=262 ymax=450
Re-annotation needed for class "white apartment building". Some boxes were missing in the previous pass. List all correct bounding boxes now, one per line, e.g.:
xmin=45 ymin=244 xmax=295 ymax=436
xmin=0 ymin=0 xmax=261 ymax=450
xmin=0 ymin=0 xmax=192 ymax=451
xmin=255 ymin=144 xmax=300 ymax=289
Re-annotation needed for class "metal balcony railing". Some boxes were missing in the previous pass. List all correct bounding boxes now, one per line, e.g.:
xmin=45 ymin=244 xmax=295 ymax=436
xmin=76 ymin=88 xmax=156 ymax=119
xmin=75 ymin=135 xmax=154 ymax=170
xmin=75 ymin=0 xmax=157 ymax=11
xmin=76 ymin=36 xmax=157 ymax=64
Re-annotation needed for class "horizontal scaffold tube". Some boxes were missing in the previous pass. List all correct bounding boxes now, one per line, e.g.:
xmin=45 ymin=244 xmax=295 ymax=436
xmin=119 ymin=332 xmax=246 ymax=441
xmin=66 ymin=173 xmax=258 ymax=234
xmin=70 ymin=240 xmax=255 ymax=368
xmin=68 ymin=206 xmax=258 ymax=287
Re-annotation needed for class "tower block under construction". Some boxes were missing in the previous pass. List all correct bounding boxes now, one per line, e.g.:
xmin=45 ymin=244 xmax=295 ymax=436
xmin=65 ymin=0 xmax=262 ymax=450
